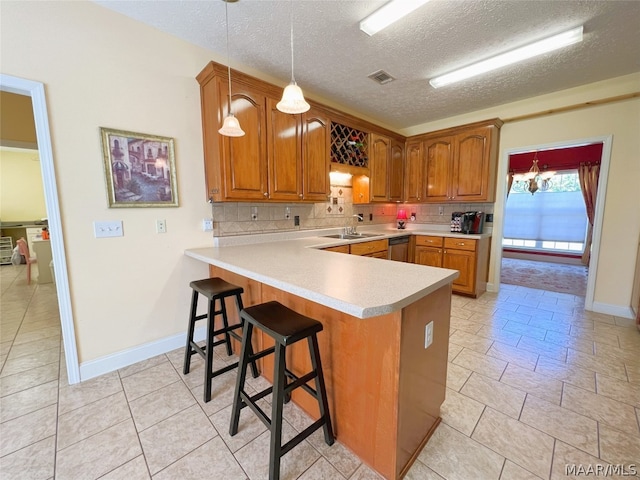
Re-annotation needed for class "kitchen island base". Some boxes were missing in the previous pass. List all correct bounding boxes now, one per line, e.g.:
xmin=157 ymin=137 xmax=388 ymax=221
xmin=208 ymin=265 xmax=451 ymax=479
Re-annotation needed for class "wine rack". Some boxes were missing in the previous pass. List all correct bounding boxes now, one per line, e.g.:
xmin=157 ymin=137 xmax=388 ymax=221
xmin=330 ymin=122 xmax=368 ymax=168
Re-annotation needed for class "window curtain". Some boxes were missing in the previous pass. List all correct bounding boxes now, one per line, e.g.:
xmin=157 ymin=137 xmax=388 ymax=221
xmin=578 ymin=162 xmax=600 ymax=265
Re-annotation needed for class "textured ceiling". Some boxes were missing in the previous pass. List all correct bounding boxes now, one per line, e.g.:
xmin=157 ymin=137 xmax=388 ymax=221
xmin=93 ymin=0 xmax=640 ymax=131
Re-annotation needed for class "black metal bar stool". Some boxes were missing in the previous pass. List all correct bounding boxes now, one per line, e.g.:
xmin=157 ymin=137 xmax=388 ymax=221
xmin=229 ymin=301 xmax=334 ymax=480
xmin=183 ymin=277 xmax=258 ymax=403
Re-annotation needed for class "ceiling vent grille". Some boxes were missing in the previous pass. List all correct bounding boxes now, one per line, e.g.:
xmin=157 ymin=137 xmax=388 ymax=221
xmin=368 ymin=70 xmax=395 ymax=85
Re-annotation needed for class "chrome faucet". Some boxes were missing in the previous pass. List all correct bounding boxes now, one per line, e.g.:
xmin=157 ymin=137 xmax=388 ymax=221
xmin=344 ymin=214 xmax=362 ymax=235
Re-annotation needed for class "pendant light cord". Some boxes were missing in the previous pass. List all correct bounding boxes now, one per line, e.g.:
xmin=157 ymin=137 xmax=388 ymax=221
xmin=225 ymin=0 xmax=232 ymax=115
xmin=289 ymin=0 xmax=295 ymax=84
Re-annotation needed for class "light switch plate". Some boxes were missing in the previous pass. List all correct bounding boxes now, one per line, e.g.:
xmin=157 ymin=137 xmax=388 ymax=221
xmin=202 ymin=218 xmax=213 ymax=231
xmin=94 ymin=221 xmax=123 ymax=238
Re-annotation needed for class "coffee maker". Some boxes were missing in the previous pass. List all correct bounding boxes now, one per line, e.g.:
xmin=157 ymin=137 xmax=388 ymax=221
xmin=451 ymin=211 xmax=484 ymax=234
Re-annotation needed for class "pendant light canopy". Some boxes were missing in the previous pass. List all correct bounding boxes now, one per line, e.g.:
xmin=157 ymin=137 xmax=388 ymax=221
xmin=218 ymin=0 xmax=245 ymax=137
xmin=277 ymin=0 xmax=310 ymax=114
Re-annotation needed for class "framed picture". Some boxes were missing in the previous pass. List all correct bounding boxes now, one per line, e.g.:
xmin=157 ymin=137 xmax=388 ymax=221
xmin=100 ymin=127 xmax=178 ymax=207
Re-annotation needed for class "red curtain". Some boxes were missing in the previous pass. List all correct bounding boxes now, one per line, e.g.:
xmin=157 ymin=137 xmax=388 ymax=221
xmin=578 ymin=163 xmax=600 ymax=265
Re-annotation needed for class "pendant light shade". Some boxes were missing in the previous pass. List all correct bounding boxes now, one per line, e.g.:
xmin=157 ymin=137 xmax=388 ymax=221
xmin=277 ymin=0 xmax=310 ymax=114
xmin=218 ymin=0 xmax=245 ymax=137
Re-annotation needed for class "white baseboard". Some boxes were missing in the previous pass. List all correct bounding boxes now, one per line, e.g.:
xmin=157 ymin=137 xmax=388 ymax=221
xmin=486 ymin=282 xmax=498 ymax=292
xmin=591 ymin=301 xmax=634 ymax=319
xmin=79 ymin=326 xmax=207 ymax=382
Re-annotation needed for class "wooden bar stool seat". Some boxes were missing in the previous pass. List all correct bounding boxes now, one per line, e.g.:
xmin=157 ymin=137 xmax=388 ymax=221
xmin=183 ymin=277 xmax=258 ymax=403
xmin=229 ymin=301 xmax=334 ymax=480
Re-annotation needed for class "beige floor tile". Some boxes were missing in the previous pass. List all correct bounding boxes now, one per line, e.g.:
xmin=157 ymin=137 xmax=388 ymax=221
xmin=469 ymin=313 xmax=509 ymax=328
xmin=307 ymin=429 xmax=362 ymax=479
xmin=0 ymin=404 xmax=57 ymax=456
xmin=566 ymin=349 xmax=628 ymax=381
xmin=0 ymin=379 xmax=57 ymax=422
xmin=626 ymin=362 xmax=640 ymax=385
xmin=297 ymin=457 xmax=347 ymax=480
xmin=55 ymin=418 xmax=142 ymax=480
xmin=129 ymin=379 xmax=195 ymax=432
xmin=446 ymin=362 xmax=472 ymax=392
xmin=500 ymin=460 xmax=543 ymax=480
xmin=475 ymin=324 xmax=521 ymax=346
xmin=234 ymin=421 xmax=320 ymax=480
xmin=6 ymin=335 xmax=60 ymax=360
xmin=551 ymin=440 xmax=636 ymax=480
xmin=503 ymin=321 xmax=546 ymax=340
xmin=472 ymin=408 xmax=554 ymax=479
xmin=598 ymin=424 xmax=640 ymax=469
xmin=58 ymin=371 xmax=123 ymax=414
xmin=516 ymin=305 xmax=553 ymax=319
xmin=440 ymin=387 xmax=485 ymax=435
xmin=595 ymin=342 xmax=640 ymax=367
xmin=120 ymin=361 xmax=181 ymax=402
xmin=447 ymin=343 xmax=463 ymax=362
xmin=0 ymin=347 xmax=59 ymax=377
xmin=0 ymin=341 xmax=12 ymax=357
xmin=449 ymin=317 xmax=483 ymax=334
xmin=449 ymin=330 xmax=494 ymax=354
xmin=12 ymin=326 xmax=61 ymax=346
xmin=596 ymin=373 xmax=640 ymax=408
xmin=452 ymin=348 xmax=507 ymax=380
xmin=57 ymin=391 xmax=131 ymax=450
xmin=153 ymin=436 xmax=246 ymax=480
xmin=500 ymin=364 xmax=563 ymax=405
xmin=544 ymin=331 xmax=594 ymax=354
xmin=486 ymin=341 xmax=538 ymax=370
xmin=349 ymin=463 xmax=385 ymax=479
xmin=118 ymin=353 xmax=168 ymax=379
xmin=520 ymin=395 xmax=598 ymax=456
xmin=570 ymin=325 xmax=620 ymax=347
xmin=404 ymin=459 xmax=445 ymax=480
xmin=527 ymin=317 xmax=571 ymax=335
xmin=190 ymin=367 xmax=244 ymax=416
xmin=562 ymin=384 xmax=639 ymax=436
xmin=418 ymin=422 xmax=504 ymax=480
xmin=210 ymin=403 xmax=268 ymax=453
xmin=0 ymin=435 xmax=55 ymax=480
xmin=460 ymin=373 xmax=526 ymax=419
xmin=535 ymin=356 xmax=596 ymax=392
xmin=138 ymin=404 xmax=216 ymax=474
xmin=518 ymin=336 xmax=568 ymax=362
xmin=100 ymin=455 xmax=150 ymax=480
xmin=495 ymin=309 xmax=533 ymax=325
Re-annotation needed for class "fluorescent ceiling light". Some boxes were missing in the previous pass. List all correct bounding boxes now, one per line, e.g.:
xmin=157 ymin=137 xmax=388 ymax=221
xmin=360 ymin=0 xmax=431 ymax=36
xmin=429 ymin=26 xmax=584 ymax=88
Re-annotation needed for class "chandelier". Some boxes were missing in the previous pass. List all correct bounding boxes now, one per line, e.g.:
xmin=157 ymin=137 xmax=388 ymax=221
xmin=513 ymin=153 xmax=555 ymax=195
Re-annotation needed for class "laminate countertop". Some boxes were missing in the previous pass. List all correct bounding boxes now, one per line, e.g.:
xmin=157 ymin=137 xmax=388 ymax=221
xmin=185 ymin=227 xmax=464 ymax=319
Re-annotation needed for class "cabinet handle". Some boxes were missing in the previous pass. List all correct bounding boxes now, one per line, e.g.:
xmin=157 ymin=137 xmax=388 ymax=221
xmin=458 ymin=242 xmax=465 ymax=246
xmin=299 ymin=194 xmax=303 ymax=198
xmin=263 ymin=192 xmax=269 ymax=197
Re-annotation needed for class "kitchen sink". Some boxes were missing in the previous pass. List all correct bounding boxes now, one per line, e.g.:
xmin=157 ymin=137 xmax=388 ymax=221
xmin=323 ymin=233 xmax=383 ymax=239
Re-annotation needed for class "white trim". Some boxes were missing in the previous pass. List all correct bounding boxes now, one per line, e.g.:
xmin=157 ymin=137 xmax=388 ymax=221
xmin=493 ymin=135 xmax=613 ymax=313
xmin=591 ymin=301 xmax=634 ymax=319
xmin=79 ymin=326 xmax=207 ymax=381
xmin=0 ymin=74 xmax=80 ymax=384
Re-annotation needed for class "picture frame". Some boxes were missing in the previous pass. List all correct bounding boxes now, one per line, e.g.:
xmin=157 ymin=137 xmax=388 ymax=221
xmin=100 ymin=127 xmax=179 ymax=208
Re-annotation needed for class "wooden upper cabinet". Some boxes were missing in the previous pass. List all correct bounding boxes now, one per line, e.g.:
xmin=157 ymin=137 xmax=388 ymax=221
xmin=405 ymin=141 xmax=424 ymax=203
xmin=266 ymin=97 xmax=302 ymax=201
xmin=451 ymin=127 xmax=493 ymax=202
xmin=218 ymin=79 xmax=268 ymax=201
xmin=370 ymin=133 xmax=390 ymax=202
xmin=389 ymin=140 xmax=404 ymax=202
xmin=302 ymin=107 xmax=330 ymax=202
xmin=424 ymin=136 xmax=454 ymax=202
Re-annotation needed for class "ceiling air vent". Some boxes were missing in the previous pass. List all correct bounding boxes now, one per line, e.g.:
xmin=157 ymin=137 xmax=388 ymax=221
xmin=368 ymin=70 xmax=395 ymax=85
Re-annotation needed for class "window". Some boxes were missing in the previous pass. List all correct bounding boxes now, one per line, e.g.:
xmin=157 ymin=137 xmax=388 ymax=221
xmin=503 ymin=171 xmax=587 ymax=253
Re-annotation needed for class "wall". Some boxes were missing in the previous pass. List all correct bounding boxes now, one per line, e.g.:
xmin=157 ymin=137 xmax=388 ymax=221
xmin=0 ymin=91 xmax=37 ymax=149
xmin=0 ymin=149 xmax=47 ymax=221
xmin=405 ymin=73 xmax=640 ymax=313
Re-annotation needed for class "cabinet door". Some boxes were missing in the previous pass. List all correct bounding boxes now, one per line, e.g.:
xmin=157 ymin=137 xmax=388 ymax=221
xmin=267 ymin=97 xmax=302 ymax=201
xmin=389 ymin=140 xmax=404 ymax=202
xmin=424 ymin=136 xmax=454 ymax=202
xmin=370 ymin=134 xmax=390 ymax=202
xmin=405 ymin=141 xmax=423 ymax=202
xmin=451 ymin=128 xmax=491 ymax=201
xmin=218 ymin=80 xmax=268 ymax=200
xmin=443 ymin=248 xmax=476 ymax=294
xmin=302 ymin=107 xmax=330 ymax=202
xmin=414 ymin=246 xmax=442 ymax=267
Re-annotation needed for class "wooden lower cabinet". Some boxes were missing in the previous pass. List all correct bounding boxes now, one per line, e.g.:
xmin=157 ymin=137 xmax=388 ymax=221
xmin=322 ymin=245 xmax=350 ymax=254
xmin=413 ymin=235 xmax=490 ymax=297
xmin=350 ymin=239 xmax=388 ymax=258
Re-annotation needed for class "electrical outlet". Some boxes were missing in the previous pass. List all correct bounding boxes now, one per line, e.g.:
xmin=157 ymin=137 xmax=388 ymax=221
xmin=93 ymin=221 xmax=123 ymax=238
xmin=485 ymin=214 xmax=494 ymax=223
xmin=294 ymin=215 xmax=300 ymax=226
xmin=369 ymin=213 xmax=373 ymax=221
xmin=251 ymin=207 xmax=258 ymax=221
xmin=285 ymin=207 xmax=291 ymax=220
xmin=438 ymin=206 xmax=444 ymax=216
xmin=202 ymin=218 xmax=213 ymax=231
xmin=156 ymin=219 xmax=167 ymax=233
xmin=424 ymin=321 xmax=434 ymax=349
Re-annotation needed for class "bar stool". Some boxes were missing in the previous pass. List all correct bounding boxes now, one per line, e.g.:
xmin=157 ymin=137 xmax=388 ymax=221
xmin=183 ymin=278 xmax=258 ymax=403
xmin=229 ymin=301 xmax=334 ymax=480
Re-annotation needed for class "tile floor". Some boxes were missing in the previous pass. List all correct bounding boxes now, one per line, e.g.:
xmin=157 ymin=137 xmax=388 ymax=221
xmin=1 ymin=264 xmax=639 ymax=479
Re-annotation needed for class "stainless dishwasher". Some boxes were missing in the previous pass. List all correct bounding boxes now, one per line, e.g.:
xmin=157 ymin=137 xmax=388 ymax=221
xmin=388 ymin=235 xmax=410 ymax=262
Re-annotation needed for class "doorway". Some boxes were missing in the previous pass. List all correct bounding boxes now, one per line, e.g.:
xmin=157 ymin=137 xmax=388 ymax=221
xmin=0 ymin=74 xmax=79 ymax=384
xmin=493 ymin=135 xmax=613 ymax=311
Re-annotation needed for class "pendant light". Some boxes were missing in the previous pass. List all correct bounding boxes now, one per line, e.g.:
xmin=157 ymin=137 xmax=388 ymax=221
xmin=218 ymin=0 xmax=245 ymax=137
xmin=276 ymin=0 xmax=310 ymax=114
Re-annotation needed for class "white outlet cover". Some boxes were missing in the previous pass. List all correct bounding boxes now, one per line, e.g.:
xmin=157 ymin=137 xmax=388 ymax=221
xmin=94 ymin=221 xmax=123 ymax=238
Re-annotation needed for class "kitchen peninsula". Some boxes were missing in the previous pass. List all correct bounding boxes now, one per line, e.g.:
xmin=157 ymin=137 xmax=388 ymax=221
xmin=185 ymin=231 xmax=459 ymax=479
